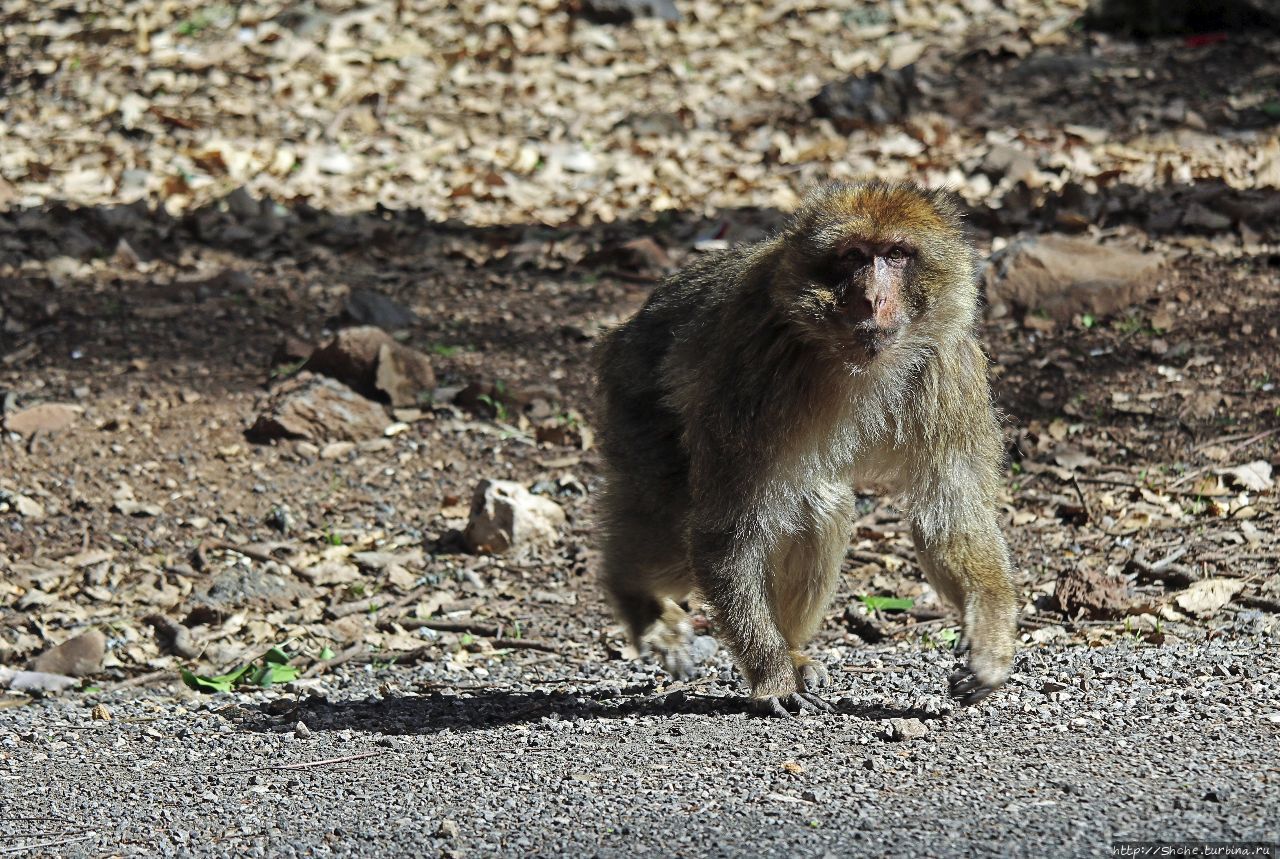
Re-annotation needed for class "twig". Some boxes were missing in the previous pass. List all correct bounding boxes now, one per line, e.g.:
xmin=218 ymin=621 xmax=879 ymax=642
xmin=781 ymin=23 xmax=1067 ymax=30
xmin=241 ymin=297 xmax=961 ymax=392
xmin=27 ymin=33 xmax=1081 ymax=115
xmin=213 ymin=750 xmax=387 ymax=776
xmin=1072 ymin=476 xmax=1143 ymax=490
xmin=0 ymin=834 xmax=95 ymax=855
xmin=196 ymin=540 xmax=284 ymax=569
xmin=329 ymin=583 xmax=431 ymax=620
xmin=1070 ymin=475 xmax=1097 ymax=525
xmin=491 ymin=638 xmax=559 ymax=653
xmin=398 ymin=618 xmax=500 ymax=635
xmin=1191 ymin=428 xmax=1277 ymax=453
xmin=102 ymin=669 xmax=170 ymax=692
xmin=1170 ymin=429 xmax=1278 ymax=489
xmin=301 ymin=644 xmax=365 ymax=678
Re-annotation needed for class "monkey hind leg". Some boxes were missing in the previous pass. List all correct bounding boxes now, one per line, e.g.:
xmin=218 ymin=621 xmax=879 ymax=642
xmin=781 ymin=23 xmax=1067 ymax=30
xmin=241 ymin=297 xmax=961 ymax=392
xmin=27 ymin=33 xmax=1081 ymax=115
xmin=912 ymin=524 xmax=1017 ymax=705
xmin=600 ymin=513 xmax=708 ymax=679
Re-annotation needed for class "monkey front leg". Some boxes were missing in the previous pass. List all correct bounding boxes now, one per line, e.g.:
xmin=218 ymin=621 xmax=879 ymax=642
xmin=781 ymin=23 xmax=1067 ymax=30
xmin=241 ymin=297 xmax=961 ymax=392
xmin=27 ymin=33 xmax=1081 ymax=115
xmin=688 ymin=527 xmax=832 ymax=717
xmin=911 ymin=521 xmax=1017 ymax=705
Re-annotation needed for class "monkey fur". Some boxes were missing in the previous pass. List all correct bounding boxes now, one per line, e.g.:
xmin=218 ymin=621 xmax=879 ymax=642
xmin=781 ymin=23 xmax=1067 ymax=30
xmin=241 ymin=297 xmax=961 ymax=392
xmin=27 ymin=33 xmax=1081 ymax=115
xmin=594 ymin=180 xmax=1018 ymax=716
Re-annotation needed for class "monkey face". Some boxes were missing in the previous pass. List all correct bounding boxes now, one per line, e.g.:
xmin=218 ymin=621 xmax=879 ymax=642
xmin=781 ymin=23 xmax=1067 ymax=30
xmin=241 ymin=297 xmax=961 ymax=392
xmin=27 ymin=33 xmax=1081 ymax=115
xmin=773 ymin=180 xmax=977 ymax=363
xmin=778 ymin=236 xmax=921 ymax=360
xmin=827 ymin=238 xmax=915 ymax=344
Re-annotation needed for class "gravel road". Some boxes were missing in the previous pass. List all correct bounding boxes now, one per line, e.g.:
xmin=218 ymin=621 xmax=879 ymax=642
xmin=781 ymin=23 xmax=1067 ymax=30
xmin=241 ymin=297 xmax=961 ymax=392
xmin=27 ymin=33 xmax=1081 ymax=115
xmin=3 ymin=620 xmax=1278 ymax=858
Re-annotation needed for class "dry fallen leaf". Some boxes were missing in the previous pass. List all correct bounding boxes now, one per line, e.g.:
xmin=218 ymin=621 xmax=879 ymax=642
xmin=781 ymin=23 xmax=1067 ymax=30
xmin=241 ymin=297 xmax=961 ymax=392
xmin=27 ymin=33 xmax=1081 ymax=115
xmin=1216 ymin=461 xmax=1274 ymax=492
xmin=1174 ymin=579 xmax=1245 ymax=616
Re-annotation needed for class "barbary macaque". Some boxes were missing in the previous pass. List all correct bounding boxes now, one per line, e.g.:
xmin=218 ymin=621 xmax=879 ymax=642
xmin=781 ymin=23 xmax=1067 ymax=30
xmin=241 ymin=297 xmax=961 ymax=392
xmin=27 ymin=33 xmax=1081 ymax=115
xmin=594 ymin=180 xmax=1017 ymax=716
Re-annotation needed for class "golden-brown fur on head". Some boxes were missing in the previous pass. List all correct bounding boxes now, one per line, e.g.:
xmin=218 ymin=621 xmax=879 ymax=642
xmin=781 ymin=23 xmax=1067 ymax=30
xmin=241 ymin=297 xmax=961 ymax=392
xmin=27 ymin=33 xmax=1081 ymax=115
xmin=770 ymin=180 xmax=980 ymax=364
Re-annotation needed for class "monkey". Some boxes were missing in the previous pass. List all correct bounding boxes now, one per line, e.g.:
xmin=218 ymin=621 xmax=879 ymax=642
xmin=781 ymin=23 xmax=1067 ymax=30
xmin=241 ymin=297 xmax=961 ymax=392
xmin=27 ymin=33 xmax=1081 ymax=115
xmin=592 ymin=180 xmax=1018 ymax=716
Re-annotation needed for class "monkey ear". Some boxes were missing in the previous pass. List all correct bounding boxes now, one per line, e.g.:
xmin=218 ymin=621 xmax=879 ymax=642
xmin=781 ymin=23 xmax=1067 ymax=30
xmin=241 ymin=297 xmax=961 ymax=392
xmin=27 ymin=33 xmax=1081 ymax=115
xmin=925 ymin=187 xmax=969 ymax=228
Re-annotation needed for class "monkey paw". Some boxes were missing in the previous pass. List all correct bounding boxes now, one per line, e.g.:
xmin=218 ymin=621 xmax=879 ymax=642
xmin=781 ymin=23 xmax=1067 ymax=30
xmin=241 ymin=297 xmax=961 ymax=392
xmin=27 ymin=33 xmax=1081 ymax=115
xmin=753 ymin=664 xmax=833 ymax=718
xmin=790 ymin=652 xmax=829 ymax=690
xmin=753 ymin=689 xmax=834 ymax=719
xmin=947 ymin=646 xmax=1010 ymax=706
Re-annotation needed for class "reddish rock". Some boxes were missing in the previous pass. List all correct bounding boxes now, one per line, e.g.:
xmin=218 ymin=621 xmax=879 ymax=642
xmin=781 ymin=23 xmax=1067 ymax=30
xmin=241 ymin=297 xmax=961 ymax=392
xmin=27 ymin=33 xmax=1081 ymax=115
xmin=31 ymin=630 xmax=106 ymax=677
xmin=247 ymin=373 xmax=390 ymax=443
xmin=304 ymin=326 xmax=435 ymax=407
xmin=985 ymin=234 xmax=1165 ymax=322
xmin=3 ymin=403 xmax=82 ymax=437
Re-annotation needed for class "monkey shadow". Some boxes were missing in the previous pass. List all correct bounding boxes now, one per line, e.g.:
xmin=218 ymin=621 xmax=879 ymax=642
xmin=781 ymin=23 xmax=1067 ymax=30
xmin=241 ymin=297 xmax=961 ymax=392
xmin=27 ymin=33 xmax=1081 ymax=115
xmin=243 ymin=684 xmax=938 ymax=738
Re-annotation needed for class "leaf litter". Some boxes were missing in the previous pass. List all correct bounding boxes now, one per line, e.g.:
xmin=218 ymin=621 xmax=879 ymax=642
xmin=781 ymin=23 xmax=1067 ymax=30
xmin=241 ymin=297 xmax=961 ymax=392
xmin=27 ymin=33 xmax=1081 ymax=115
xmin=0 ymin=0 xmax=1277 ymax=698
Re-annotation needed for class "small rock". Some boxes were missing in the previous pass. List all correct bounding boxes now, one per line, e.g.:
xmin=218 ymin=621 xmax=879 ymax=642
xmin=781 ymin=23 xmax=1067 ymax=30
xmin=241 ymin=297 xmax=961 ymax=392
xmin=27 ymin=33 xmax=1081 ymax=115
xmin=272 ymin=336 xmax=314 ymax=368
xmin=113 ymin=499 xmax=163 ymax=517
xmin=3 ymin=403 xmax=82 ymax=437
xmin=31 ymin=630 xmax=106 ymax=677
xmin=463 ymin=479 xmax=566 ymax=554
xmin=316 ymin=149 xmax=355 ymax=175
xmin=985 ymin=234 xmax=1165 ymax=322
xmin=810 ymin=66 xmax=917 ymax=127
xmin=884 ymin=717 xmax=929 ymax=742
xmin=375 ymin=342 xmax=435 ymax=409
xmin=344 ymin=288 xmax=417 ymax=330
xmin=247 ymin=373 xmax=391 ymax=443
xmin=112 ymin=238 xmax=142 ymax=268
xmin=688 ymin=635 xmax=719 ymax=663
xmin=558 ymin=147 xmax=598 ymax=174
xmin=225 ymin=186 xmax=260 ymax=220
xmin=294 ymin=721 xmax=312 ymax=739
xmin=584 ymin=236 xmax=673 ymax=273
xmin=13 ymin=494 xmax=45 ymax=519
xmin=320 ymin=441 xmax=357 ymax=460
xmin=91 ymin=703 xmax=111 ymax=721
xmin=980 ymin=144 xmax=1037 ymax=182
xmin=436 ymin=819 xmax=461 ymax=839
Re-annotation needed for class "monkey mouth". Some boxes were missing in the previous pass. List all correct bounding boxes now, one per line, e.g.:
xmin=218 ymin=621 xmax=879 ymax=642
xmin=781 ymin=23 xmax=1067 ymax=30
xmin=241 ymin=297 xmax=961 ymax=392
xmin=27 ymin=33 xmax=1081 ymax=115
xmin=831 ymin=316 xmax=901 ymax=360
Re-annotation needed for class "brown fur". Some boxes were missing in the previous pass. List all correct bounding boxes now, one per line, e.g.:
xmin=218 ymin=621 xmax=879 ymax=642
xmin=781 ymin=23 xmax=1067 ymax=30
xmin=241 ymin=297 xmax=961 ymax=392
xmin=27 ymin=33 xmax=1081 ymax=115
xmin=594 ymin=180 xmax=1018 ymax=713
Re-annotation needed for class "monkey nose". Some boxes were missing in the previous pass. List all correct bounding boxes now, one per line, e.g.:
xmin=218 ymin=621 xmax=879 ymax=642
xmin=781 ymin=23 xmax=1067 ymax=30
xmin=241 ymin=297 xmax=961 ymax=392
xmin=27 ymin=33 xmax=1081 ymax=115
xmin=842 ymin=291 xmax=874 ymax=321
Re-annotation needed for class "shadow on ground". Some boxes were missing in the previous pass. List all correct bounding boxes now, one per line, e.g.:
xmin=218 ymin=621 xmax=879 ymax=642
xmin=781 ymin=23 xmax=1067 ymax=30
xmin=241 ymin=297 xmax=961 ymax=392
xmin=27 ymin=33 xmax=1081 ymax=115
xmin=241 ymin=685 xmax=939 ymax=738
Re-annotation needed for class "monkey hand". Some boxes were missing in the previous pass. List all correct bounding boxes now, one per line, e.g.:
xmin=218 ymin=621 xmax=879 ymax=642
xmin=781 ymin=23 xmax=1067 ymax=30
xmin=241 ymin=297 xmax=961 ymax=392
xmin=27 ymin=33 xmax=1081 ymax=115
xmin=640 ymin=613 xmax=713 ymax=680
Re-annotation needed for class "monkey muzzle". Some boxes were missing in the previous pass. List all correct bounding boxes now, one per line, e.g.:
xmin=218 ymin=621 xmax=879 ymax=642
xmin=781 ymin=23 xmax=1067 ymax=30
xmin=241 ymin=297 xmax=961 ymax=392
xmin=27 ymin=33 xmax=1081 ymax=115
xmin=836 ymin=284 xmax=903 ymax=356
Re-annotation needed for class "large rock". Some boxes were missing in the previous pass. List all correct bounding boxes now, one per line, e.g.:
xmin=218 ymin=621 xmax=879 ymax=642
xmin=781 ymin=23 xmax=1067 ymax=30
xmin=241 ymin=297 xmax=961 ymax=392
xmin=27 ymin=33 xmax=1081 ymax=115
xmin=343 ymin=288 xmax=417 ymax=330
xmin=575 ymin=0 xmax=681 ymax=24
xmin=463 ymin=480 xmax=566 ymax=554
xmin=304 ymin=326 xmax=435 ymax=408
xmin=247 ymin=373 xmax=390 ymax=443
xmin=810 ymin=66 xmax=918 ymax=128
xmin=985 ymin=234 xmax=1164 ymax=322
xmin=31 ymin=630 xmax=105 ymax=677
xmin=3 ymin=403 xmax=82 ymax=437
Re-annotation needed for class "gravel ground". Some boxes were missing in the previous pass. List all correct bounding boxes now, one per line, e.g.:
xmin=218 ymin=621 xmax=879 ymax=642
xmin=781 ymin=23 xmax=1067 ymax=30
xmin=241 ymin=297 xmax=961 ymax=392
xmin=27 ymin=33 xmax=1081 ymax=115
xmin=3 ymin=619 xmax=1278 ymax=858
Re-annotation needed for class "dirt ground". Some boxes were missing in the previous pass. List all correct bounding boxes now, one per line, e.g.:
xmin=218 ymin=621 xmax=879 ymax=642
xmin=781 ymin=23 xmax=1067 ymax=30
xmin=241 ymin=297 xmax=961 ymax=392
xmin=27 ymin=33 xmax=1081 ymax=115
xmin=1 ymin=1 xmax=1278 ymax=855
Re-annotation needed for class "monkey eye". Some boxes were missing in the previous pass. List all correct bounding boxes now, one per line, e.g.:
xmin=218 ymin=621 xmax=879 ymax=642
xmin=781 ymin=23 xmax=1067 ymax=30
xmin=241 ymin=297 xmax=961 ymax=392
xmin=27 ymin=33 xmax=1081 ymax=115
xmin=886 ymin=246 xmax=908 ymax=261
